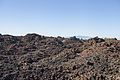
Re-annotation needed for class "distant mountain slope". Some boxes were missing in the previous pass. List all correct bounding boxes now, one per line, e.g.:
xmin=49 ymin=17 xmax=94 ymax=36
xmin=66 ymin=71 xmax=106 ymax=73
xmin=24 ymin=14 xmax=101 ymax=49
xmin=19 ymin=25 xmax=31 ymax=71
xmin=65 ymin=35 xmax=91 ymax=39
xmin=76 ymin=36 xmax=91 ymax=39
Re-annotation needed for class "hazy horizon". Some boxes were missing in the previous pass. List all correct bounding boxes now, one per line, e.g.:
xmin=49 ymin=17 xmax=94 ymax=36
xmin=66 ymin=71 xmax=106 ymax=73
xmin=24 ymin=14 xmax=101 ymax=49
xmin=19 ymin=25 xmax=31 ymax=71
xmin=0 ymin=0 xmax=120 ymax=38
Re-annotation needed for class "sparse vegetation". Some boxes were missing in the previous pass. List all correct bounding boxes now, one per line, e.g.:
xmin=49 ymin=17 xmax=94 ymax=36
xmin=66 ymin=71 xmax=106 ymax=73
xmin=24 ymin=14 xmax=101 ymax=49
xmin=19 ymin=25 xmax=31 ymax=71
xmin=104 ymin=38 xmax=117 ymax=40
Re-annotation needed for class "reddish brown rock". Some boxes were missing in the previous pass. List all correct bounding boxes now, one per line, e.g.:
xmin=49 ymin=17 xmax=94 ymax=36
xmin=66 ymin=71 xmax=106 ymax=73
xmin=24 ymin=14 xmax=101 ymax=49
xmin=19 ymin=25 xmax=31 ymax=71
xmin=0 ymin=33 xmax=120 ymax=80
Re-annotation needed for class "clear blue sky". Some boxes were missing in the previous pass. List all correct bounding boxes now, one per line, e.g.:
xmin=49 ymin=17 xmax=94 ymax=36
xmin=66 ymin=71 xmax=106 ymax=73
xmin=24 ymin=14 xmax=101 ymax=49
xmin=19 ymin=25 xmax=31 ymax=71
xmin=0 ymin=0 xmax=120 ymax=38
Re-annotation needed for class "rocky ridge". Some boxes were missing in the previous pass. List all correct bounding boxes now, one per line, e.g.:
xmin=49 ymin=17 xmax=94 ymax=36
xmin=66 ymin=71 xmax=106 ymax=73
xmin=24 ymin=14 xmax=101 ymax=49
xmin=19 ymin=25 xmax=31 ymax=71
xmin=0 ymin=33 xmax=120 ymax=80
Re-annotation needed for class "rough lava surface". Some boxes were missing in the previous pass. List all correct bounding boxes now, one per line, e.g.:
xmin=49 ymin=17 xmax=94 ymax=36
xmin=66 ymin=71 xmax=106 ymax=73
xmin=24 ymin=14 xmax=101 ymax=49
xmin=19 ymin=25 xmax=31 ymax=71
xmin=0 ymin=33 xmax=120 ymax=80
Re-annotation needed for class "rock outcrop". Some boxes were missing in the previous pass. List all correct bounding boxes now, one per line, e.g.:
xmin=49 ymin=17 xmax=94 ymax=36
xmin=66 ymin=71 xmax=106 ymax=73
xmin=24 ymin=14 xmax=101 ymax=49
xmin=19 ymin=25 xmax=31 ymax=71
xmin=0 ymin=33 xmax=120 ymax=80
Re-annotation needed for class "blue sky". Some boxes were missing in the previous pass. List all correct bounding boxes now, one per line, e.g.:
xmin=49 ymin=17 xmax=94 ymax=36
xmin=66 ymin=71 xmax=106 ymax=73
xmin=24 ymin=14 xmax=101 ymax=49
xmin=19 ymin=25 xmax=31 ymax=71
xmin=0 ymin=0 xmax=120 ymax=38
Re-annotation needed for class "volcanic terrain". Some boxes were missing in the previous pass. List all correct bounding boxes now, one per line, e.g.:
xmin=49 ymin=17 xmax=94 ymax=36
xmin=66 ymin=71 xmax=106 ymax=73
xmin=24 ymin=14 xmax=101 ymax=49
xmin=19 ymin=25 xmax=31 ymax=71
xmin=0 ymin=33 xmax=120 ymax=80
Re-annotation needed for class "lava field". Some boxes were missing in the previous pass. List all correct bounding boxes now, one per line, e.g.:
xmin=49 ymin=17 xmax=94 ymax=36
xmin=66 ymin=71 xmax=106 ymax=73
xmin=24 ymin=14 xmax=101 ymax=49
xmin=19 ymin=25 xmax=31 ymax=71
xmin=0 ymin=33 xmax=120 ymax=80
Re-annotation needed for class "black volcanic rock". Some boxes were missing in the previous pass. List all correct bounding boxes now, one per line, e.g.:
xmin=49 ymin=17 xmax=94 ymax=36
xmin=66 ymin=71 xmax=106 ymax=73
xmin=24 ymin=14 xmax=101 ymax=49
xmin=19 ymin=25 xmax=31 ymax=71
xmin=0 ymin=33 xmax=120 ymax=80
